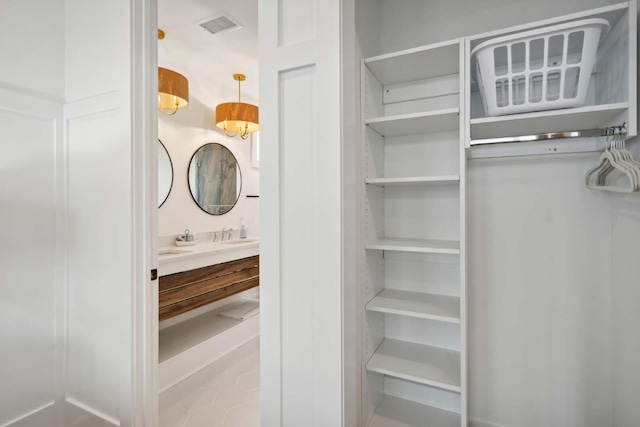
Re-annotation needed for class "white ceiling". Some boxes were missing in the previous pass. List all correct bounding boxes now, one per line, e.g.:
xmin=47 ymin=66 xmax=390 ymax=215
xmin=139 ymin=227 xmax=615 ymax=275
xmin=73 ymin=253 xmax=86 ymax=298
xmin=158 ymin=0 xmax=259 ymax=105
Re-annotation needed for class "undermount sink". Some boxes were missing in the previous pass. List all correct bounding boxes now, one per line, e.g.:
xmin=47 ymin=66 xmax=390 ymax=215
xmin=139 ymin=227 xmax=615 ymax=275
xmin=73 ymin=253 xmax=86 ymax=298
xmin=158 ymin=248 xmax=193 ymax=256
xmin=220 ymin=238 xmax=259 ymax=245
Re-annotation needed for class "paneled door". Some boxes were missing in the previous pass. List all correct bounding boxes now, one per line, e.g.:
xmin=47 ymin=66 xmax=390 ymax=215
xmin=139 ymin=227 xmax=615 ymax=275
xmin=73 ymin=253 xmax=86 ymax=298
xmin=258 ymin=0 xmax=344 ymax=425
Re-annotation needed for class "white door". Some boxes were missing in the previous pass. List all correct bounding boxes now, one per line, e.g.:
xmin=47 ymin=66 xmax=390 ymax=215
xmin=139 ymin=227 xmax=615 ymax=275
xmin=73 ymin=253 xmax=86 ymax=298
xmin=0 ymin=1 xmax=156 ymax=426
xmin=258 ymin=0 xmax=344 ymax=425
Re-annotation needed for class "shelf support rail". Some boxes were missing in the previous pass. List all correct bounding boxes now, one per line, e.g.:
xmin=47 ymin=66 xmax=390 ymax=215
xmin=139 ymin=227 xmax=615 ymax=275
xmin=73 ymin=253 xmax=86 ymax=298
xmin=470 ymin=123 xmax=627 ymax=146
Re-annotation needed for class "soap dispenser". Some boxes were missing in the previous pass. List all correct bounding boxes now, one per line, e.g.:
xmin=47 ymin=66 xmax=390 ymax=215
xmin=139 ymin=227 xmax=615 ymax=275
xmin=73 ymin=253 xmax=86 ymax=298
xmin=239 ymin=221 xmax=247 ymax=239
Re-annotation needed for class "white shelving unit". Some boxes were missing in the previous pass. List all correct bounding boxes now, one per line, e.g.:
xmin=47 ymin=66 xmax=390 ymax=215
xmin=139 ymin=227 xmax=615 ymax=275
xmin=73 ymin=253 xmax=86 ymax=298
xmin=366 ymin=339 xmax=461 ymax=392
xmin=365 ymin=176 xmax=460 ymax=187
xmin=365 ymin=39 xmax=461 ymax=85
xmin=365 ymin=238 xmax=460 ymax=255
xmin=465 ymin=2 xmax=637 ymax=145
xmin=366 ymin=289 xmax=461 ymax=323
xmin=366 ymin=108 xmax=460 ymax=137
xmin=470 ymin=102 xmax=629 ymax=140
xmin=361 ymin=37 xmax=468 ymax=427
xmin=359 ymin=3 xmax=636 ymax=426
xmin=368 ymin=395 xmax=461 ymax=427
xmin=355 ymin=2 xmax=636 ymax=427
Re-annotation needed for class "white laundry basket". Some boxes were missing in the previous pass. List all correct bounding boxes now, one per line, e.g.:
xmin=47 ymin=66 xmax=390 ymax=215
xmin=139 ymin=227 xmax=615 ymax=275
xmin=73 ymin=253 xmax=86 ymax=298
xmin=472 ymin=18 xmax=610 ymax=116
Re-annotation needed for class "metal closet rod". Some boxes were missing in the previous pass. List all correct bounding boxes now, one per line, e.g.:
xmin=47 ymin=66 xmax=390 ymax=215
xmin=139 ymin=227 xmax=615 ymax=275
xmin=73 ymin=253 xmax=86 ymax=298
xmin=471 ymin=124 xmax=627 ymax=146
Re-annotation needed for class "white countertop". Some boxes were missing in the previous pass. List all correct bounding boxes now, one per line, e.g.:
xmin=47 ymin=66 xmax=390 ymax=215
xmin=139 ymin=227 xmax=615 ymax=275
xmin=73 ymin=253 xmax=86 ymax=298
xmin=158 ymin=237 xmax=260 ymax=276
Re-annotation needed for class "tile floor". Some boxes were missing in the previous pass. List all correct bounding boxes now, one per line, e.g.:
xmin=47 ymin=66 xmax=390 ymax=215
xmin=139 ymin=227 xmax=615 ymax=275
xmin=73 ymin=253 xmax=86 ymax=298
xmin=159 ymin=338 xmax=260 ymax=427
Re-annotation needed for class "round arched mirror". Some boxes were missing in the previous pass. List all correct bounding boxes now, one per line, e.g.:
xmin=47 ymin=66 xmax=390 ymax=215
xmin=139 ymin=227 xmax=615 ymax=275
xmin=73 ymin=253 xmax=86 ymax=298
xmin=158 ymin=140 xmax=173 ymax=208
xmin=188 ymin=143 xmax=242 ymax=215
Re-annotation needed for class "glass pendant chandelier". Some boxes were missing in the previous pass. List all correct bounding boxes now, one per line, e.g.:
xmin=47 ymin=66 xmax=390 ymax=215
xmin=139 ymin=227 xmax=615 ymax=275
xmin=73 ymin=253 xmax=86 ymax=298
xmin=215 ymin=74 xmax=259 ymax=140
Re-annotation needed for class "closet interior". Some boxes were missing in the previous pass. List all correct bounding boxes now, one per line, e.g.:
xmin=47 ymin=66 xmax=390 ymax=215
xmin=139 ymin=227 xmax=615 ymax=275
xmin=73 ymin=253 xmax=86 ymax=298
xmin=354 ymin=1 xmax=638 ymax=426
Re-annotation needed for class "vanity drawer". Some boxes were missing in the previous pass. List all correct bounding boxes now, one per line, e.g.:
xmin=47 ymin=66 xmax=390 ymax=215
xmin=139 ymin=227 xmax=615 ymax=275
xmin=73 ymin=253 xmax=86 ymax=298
xmin=159 ymin=255 xmax=259 ymax=321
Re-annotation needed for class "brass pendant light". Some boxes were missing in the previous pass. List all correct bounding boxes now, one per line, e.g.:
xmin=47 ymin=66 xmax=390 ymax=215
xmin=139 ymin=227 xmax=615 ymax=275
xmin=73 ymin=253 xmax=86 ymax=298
xmin=215 ymin=74 xmax=259 ymax=140
xmin=158 ymin=29 xmax=189 ymax=115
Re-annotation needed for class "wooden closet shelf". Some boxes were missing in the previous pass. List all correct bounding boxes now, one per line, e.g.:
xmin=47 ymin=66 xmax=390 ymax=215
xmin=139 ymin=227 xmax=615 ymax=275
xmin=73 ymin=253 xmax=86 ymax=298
xmin=366 ymin=339 xmax=461 ymax=393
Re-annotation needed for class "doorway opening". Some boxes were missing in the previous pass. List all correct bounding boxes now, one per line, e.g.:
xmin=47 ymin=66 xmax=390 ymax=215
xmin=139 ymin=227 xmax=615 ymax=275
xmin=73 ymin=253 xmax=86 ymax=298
xmin=155 ymin=1 xmax=260 ymax=425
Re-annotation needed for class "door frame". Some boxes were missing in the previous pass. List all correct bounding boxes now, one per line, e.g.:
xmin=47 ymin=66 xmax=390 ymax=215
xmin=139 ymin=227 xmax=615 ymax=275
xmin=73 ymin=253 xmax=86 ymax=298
xmin=130 ymin=0 xmax=159 ymax=425
xmin=132 ymin=0 xmax=348 ymax=424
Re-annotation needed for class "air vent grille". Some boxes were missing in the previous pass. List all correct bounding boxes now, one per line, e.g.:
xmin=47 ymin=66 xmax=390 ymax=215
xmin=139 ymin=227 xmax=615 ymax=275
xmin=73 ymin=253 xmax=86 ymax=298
xmin=199 ymin=14 xmax=242 ymax=36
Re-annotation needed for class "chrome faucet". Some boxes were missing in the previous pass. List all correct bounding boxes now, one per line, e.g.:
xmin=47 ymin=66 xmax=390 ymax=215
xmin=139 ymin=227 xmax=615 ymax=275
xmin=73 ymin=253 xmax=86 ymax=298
xmin=221 ymin=228 xmax=227 ymax=241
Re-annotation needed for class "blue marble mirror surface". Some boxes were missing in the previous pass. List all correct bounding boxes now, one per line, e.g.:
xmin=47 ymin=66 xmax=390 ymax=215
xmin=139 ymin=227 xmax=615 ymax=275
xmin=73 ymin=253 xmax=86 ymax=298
xmin=188 ymin=143 xmax=242 ymax=215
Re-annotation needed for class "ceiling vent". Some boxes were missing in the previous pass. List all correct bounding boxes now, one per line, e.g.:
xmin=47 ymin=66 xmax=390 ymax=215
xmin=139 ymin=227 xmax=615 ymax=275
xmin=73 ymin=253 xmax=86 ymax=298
xmin=198 ymin=13 xmax=243 ymax=36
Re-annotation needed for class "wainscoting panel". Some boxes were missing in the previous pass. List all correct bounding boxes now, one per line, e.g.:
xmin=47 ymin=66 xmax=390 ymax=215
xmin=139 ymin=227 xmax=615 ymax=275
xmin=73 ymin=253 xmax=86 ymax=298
xmin=65 ymin=92 xmax=128 ymax=423
xmin=0 ymin=92 xmax=62 ymax=427
xmin=278 ymin=0 xmax=316 ymax=46
xmin=260 ymin=0 xmax=342 ymax=424
xmin=279 ymin=65 xmax=318 ymax=425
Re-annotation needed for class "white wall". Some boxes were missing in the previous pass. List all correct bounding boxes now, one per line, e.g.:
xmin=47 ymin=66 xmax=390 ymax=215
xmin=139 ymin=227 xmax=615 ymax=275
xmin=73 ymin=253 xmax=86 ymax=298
xmin=468 ymin=154 xmax=614 ymax=427
xmin=0 ymin=1 xmax=65 ymax=426
xmin=65 ymin=1 xmax=121 ymax=103
xmin=610 ymin=142 xmax=640 ymax=427
xmin=0 ymin=0 xmax=65 ymax=100
xmin=377 ymin=0 xmax=618 ymax=54
xmin=156 ymin=40 xmax=259 ymax=237
xmin=157 ymin=95 xmax=259 ymax=238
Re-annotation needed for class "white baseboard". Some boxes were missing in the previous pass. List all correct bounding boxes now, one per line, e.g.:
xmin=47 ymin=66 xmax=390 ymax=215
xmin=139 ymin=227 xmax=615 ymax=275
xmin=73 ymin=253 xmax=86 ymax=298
xmin=65 ymin=397 xmax=120 ymax=426
xmin=3 ymin=399 xmax=118 ymax=427
xmin=1 ymin=401 xmax=56 ymax=427
xmin=469 ymin=417 xmax=507 ymax=427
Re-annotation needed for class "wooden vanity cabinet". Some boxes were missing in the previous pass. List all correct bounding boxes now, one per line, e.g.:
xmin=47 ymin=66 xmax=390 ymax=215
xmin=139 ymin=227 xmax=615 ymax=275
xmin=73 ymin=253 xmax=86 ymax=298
xmin=159 ymin=255 xmax=259 ymax=321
